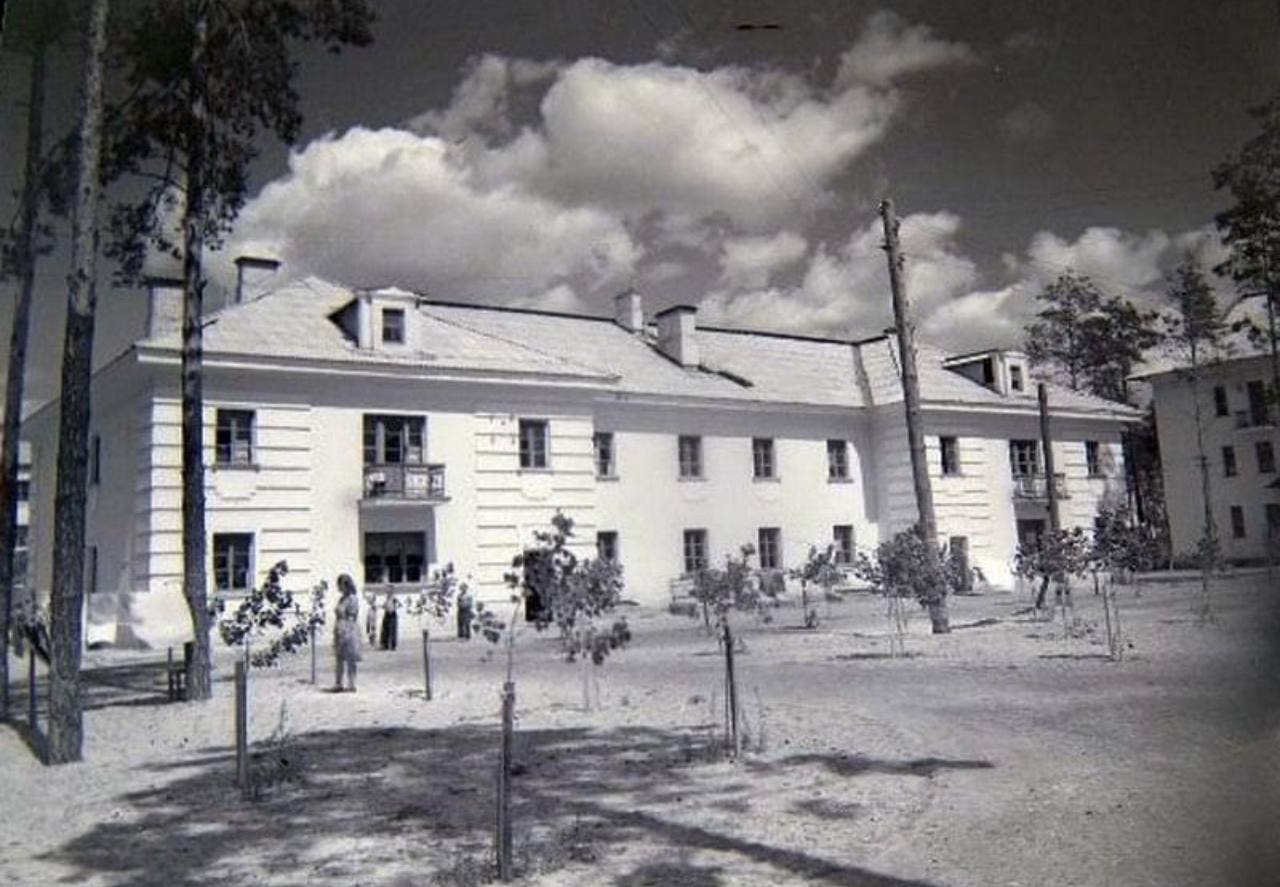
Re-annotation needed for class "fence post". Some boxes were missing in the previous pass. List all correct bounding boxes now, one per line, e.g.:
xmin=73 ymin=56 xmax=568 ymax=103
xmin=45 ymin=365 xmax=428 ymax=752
xmin=27 ymin=646 xmax=37 ymax=734
xmin=310 ymin=623 xmax=317 ymax=685
xmin=422 ymin=629 xmax=432 ymax=701
xmin=235 ymin=660 xmax=250 ymax=798
xmin=496 ymin=680 xmax=515 ymax=881
xmin=723 ymin=621 xmax=740 ymax=759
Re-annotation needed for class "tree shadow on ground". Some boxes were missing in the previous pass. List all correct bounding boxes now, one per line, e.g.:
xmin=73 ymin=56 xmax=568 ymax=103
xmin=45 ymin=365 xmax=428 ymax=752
xmin=42 ymin=717 xmax=961 ymax=887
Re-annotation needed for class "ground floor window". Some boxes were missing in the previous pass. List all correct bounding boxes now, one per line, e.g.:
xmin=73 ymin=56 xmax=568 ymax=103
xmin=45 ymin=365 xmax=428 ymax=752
xmin=683 ymin=529 xmax=708 ymax=575
xmin=214 ymin=533 xmax=254 ymax=592
xmin=757 ymin=527 xmax=781 ymax=569
xmin=833 ymin=525 xmax=854 ymax=564
xmin=596 ymin=531 xmax=619 ymax=563
xmin=364 ymin=532 xmax=425 ymax=585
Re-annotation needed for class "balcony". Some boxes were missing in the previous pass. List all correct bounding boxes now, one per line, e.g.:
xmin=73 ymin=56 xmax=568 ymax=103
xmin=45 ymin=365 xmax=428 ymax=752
xmin=363 ymin=463 xmax=447 ymax=503
xmin=1011 ymin=472 xmax=1069 ymax=502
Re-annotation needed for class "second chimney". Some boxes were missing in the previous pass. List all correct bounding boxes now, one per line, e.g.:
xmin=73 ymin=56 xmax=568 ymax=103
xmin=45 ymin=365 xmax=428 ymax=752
xmin=144 ymin=276 xmax=184 ymax=340
xmin=614 ymin=289 xmax=643 ymax=332
xmin=234 ymin=255 xmax=281 ymax=305
xmin=655 ymin=304 xmax=699 ymax=368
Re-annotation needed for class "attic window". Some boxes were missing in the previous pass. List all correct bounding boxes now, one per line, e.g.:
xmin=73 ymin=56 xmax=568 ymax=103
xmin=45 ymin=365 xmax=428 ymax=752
xmin=382 ymin=308 xmax=405 ymax=344
xmin=1009 ymin=365 xmax=1024 ymax=392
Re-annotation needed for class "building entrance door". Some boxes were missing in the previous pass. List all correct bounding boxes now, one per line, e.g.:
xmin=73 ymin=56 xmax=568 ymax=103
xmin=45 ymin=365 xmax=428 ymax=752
xmin=1016 ymin=519 xmax=1046 ymax=551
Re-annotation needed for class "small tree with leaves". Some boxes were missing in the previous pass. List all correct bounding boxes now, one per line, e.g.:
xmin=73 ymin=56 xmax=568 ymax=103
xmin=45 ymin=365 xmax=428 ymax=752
xmin=854 ymin=526 xmax=954 ymax=656
xmin=1013 ymin=528 xmax=1091 ymax=636
xmin=1089 ymin=506 xmax=1137 ymax=660
xmin=215 ymin=561 xmax=326 ymax=668
xmin=790 ymin=544 xmax=842 ymax=629
xmin=403 ymin=561 xmax=465 ymax=621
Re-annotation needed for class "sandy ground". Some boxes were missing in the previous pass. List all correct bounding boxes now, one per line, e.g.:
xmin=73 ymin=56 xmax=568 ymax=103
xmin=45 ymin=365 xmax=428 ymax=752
xmin=1 ymin=574 xmax=1278 ymax=887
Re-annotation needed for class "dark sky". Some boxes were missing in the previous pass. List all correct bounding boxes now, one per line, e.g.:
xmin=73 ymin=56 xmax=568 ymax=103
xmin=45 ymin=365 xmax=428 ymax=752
xmin=2 ymin=0 xmax=1278 ymax=406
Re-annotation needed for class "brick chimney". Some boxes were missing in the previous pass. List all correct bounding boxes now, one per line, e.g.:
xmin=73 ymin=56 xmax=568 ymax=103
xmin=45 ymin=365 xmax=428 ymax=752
xmin=614 ymin=289 xmax=643 ymax=332
xmin=234 ymin=255 xmax=281 ymax=305
xmin=144 ymin=276 xmax=184 ymax=340
xmin=655 ymin=304 xmax=699 ymax=368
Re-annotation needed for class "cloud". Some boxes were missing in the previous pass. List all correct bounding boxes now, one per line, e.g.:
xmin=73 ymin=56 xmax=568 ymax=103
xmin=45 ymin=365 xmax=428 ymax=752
xmin=835 ymin=10 xmax=977 ymax=88
xmin=1016 ymin=226 xmax=1172 ymax=294
xmin=407 ymin=54 xmax=560 ymax=143
xmin=718 ymin=231 xmax=808 ymax=289
xmin=506 ymin=283 xmax=587 ymax=313
xmin=1002 ymin=30 xmax=1045 ymax=55
xmin=228 ymin=128 xmax=640 ymax=301
xmin=998 ymin=100 xmax=1055 ymax=143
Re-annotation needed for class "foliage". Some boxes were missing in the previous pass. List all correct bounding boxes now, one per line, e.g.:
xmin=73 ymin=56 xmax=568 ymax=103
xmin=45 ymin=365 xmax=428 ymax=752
xmin=1162 ymin=259 xmax=1229 ymax=368
xmin=403 ymin=562 xmax=465 ymax=620
xmin=1024 ymin=271 xmax=1160 ymax=402
xmin=215 ymin=561 xmax=327 ymax=668
xmin=482 ymin=513 xmax=631 ymax=666
xmin=1091 ymin=505 xmax=1162 ymax=575
xmin=789 ymin=544 xmax=843 ymax=628
xmin=1012 ymin=527 xmax=1092 ymax=588
xmin=853 ymin=526 xmax=953 ymax=607
xmin=690 ymin=544 xmax=782 ymax=628
xmin=1213 ymin=91 xmax=1280 ymax=306
xmin=101 ymin=0 xmax=376 ymax=280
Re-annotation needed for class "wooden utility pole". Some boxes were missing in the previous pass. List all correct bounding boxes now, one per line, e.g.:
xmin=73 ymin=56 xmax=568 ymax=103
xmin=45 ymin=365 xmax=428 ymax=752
xmin=1037 ymin=383 xmax=1061 ymax=532
xmin=880 ymin=199 xmax=948 ymax=633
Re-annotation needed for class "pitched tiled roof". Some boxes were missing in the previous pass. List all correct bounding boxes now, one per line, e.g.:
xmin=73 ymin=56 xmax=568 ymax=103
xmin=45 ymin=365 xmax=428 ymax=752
xmin=139 ymin=276 xmax=1137 ymax=417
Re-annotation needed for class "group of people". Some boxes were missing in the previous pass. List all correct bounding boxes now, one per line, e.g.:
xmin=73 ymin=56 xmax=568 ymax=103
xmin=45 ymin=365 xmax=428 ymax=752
xmin=330 ymin=574 xmax=477 ymax=692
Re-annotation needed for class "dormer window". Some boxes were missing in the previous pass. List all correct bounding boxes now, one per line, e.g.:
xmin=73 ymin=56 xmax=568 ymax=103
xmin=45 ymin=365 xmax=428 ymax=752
xmin=382 ymin=308 xmax=405 ymax=344
xmin=1009 ymin=365 xmax=1024 ymax=393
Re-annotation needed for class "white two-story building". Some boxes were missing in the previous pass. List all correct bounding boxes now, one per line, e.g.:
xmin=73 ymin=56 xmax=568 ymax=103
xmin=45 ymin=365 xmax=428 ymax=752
xmin=23 ymin=260 xmax=1138 ymax=646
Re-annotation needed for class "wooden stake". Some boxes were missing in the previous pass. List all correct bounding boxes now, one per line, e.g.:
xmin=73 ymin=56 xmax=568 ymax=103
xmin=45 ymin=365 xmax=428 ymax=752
xmin=28 ymin=645 xmax=37 ymax=733
xmin=234 ymin=660 xmax=249 ymax=798
xmin=723 ymin=620 xmax=740 ymax=759
xmin=496 ymin=680 xmax=515 ymax=881
xmin=422 ymin=629 xmax=432 ymax=701
xmin=309 ymin=623 xmax=317 ymax=685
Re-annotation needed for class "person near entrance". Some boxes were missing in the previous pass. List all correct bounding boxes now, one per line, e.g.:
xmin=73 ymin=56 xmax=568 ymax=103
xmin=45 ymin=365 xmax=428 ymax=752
xmin=380 ymin=589 xmax=400 ymax=650
xmin=456 ymin=585 xmax=474 ymax=640
xmin=333 ymin=574 xmax=362 ymax=691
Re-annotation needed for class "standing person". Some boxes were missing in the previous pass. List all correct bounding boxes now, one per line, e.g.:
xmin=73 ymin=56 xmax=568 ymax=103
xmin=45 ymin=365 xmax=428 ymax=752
xmin=380 ymin=589 xmax=399 ymax=651
xmin=333 ymin=574 xmax=362 ymax=691
xmin=456 ymin=584 xmax=473 ymax=640
xmin=364 ymin=590 xmax=378 ymax=646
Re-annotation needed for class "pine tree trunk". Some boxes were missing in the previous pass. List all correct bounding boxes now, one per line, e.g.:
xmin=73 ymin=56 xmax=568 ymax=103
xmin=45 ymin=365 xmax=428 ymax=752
xmin=0 ymin=32 xmax=49 ymax=723
xmin=181 ymin=3 xmax=213 ymax=701
xmin=47 ymin=0 xmax=109 ymax=765
xmin=927 ymin=597 xmax=950 ymax=634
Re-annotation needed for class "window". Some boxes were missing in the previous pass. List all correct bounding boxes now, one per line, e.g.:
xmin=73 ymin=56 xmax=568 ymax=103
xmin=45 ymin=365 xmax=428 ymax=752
xmin=1213 ymin=385 xmax=1229 ymax=417
xmin=827 ymin=439 xmax=849 ymax=481
xmin=1009 ymin=439 xmax=1039 ymax=477
xmin=1247 ymin=380 xmax=1270 ymax=426
xmin=364 ymin=532 xmax=424 ymax=585
xmin=1230 ymin=505 xmax=1246 ymax=539
xmin=833 ymin=525 xmax=854 ymax=564
xmin=593 ymin=432 xmax=616 ymax=478
xmin=940 ymin=436 xmax=960 ymax=476
xmin=1258 ymin=440 xmax=1276 ymax=474
xmin=1267 ymin=503 xmax=1280 ymax=542
xmin=752 ymin=437 xmax=776 ymax=480
xmin=213 ymin=533 xmax=253 ymax=592
xmin=15 ymin=479 xmax=28 ymax=503
xmin=363 ymin=415 xmax=425 ymax=465
xmin=682 ymin=529 xmax=708 ymax=574
xmin=678 ymin=435 xmax=703 ymax=479
xmin=87 ymin=545 xmax=99 ymax=596
xmin=13 ymin=526 xmax=27 ymax=594
xmin=1009 ymin=365 xmax=1024 ymax=392
xmin=215 ymin=409 xmax=255 ymax=465
xmin=757 ymin=527 xmax=781 ymax=570
xmin=518 ymin=419 xmax=549 ymax=469
xmin=596 ymin=531 xmax=619 ymax=563
xmin=1085 ymin=440 xmax=1102 ymax=477
xmin=381 ymin=307 xmax=405 ymax=344
xmin=1223 ymin=445 xmax=1237 ymax=477
xmin=90 ymin=434 xmax=101 ymax=486
xmin=982 ymin=359 xmax=995 ymax=386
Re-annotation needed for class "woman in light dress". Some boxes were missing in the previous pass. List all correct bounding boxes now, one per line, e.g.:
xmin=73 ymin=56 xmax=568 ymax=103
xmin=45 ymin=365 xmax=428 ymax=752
xmin=333 ymin=573 xmax=363 ymax=691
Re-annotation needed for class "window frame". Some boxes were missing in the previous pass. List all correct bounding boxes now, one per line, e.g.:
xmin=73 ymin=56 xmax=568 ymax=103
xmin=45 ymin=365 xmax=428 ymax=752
xmin=826 ymin=439 xmax=849 ymax=481
xmin=757 ymin=527 xmax=781 ymax=570
xmin=1230 ymin=505 xmax=1246 ymax=539
xmin=752 ymin=437 xmax=776 ymax=480
xmin=363 ymin=414 xmax=426 ymax=466
xmin=940 ymin=436 xmax=960 ymax=477
xmin=381 ymin=307 xmax=405 ymax=344
xmin=1257 ymin=440 xmax=1276 ymax=475
xmin=1009 ymin=365 xmax=1024 ymax=393
xmin=1213 ymin=385 xmax=1229 ymax=417
xmin=1247 ymin=380 xmax=1269 ymax=426
xmin=213 ymin=532 xmax=254 ymax=593
xmin=1085 ymin=440 xmax=1102 ymax=477
xmin=833 ymin=525 xmax=854 ymax=565
xmin=596 ymin=530 xmax=619 ymax=564
xmin=678 ymin=435 xmax=703 ymax=480
xmin=215 ymin=408 xmax=256 ymax=466
xmin=518 ymin=418 xmax=550 ymax=470
xmin=1009 ymin=439 xmax=1039 ymax=477
xmin=593 ymin=431 xmax=616 ymax=478
xmin=1223 ymin=445 xmax=1237 ymax=478
xmin=363 ymin=531 xmax=426 ymax=586
xmin=682 ymin=528 xmax=708 ymax=575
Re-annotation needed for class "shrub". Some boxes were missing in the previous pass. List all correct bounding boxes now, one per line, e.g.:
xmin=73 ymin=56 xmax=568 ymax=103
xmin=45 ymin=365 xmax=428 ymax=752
xmin=215 ymin=561 xmax=327 ymax=668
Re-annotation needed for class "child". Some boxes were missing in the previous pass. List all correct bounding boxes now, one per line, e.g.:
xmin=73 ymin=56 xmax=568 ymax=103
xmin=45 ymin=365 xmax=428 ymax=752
xmin=380 ymin=589 xmax=400 ymax=650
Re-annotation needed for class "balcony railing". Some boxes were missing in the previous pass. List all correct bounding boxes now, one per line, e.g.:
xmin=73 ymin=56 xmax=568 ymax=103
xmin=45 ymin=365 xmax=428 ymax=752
xmin=363 ymin=463 xmax=447 ymax=502
xmin=1011 ymin=472 xmax=1069 ymax=501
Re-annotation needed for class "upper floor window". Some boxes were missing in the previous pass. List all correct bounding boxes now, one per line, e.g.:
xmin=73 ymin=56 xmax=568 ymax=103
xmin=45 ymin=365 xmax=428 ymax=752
xmin=596 ymin=531 xmax=619 ymax=564
xmin=757 ymin=527 xmax=781 ymax=570
xmin=1230 ymin=505 xmax=1246 ymax=539
xmin=1223 ymin=445 xmax=1238 ymax=477
xmin=683 ymin=528 xmax=708 ymax=574
xmin=518 ymin=419 xmax=549 ymax=469
xmin=1247 ymin=380 xmax=1270 ymax=426
xmin=15 ymin=479 xmax=28 ymax=503
xmin=381 ymin=307 xmax=405 ymax=344
xmin=827 ymin=439 xmax=849 ymax=481
xmin=752 ymin=437 xmax=776 ymax=480
xmin=593 ymin=432 xmax=615 ymax=478
xmin=1009 ymin=439 xmax=1039 ymax=477
xmin=213 ymin=532 xmax=253 ymax=592
xmin=833 ymin=525 xmax=854 ymax=564
xmin=1258 ymin=440 xmax=1276 ymax=475
xmin=1009 ymin=365 xmax=1024 ymax=393
xmin=940 ymin=436 xmax=960 ymax=476
xmin=1085 ymin=440 xmax=1102 ymax=477
xmin=364 ymin=414 xmax=425 ymax=465
xmin=678 ymin=435 xmax=703 ymax=479
xmin=1213 ymin=385 xmax=1229 ymax=417
xmin=216 ymin=409 xmax=255 ymax=466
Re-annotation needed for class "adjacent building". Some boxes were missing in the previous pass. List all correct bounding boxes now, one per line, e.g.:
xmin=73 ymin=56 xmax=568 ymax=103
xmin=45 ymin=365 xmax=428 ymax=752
xmin=22 ymin=261 xmax=1138 ymax=646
